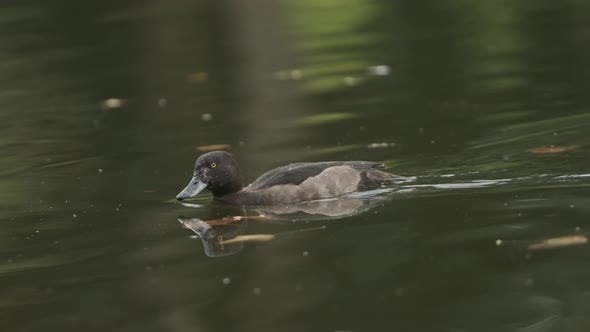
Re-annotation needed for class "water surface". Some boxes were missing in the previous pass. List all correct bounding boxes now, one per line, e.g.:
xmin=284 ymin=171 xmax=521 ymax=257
xmin=2 ymin=1 xmax=590 ymax=331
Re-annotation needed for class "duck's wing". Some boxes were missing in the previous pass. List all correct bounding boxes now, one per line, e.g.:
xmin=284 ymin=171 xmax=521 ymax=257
xmin=246 ymin=161 xmax=384 ymax=190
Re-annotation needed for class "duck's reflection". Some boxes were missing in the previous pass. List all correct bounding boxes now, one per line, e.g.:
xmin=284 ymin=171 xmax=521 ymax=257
xmin=178 ymin=192 xmax=391 ymax=257
xmin=252 ymin=196 xmax=380 ymax=220
xmin=179 ymin=216 xmax=248 ymax=257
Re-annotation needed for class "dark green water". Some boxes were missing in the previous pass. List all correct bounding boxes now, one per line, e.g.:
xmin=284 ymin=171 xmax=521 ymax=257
xmin=2 ymin=1 xmax=590 ymax=331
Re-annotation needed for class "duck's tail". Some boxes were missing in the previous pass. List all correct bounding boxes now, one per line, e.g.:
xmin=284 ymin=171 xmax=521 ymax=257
xmin=358 ymin=170 xmax=413 ymax=190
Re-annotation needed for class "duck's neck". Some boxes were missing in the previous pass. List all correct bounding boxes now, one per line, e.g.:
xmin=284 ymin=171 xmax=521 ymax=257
xmin=210 ymin=179 xmax=242 ymax=197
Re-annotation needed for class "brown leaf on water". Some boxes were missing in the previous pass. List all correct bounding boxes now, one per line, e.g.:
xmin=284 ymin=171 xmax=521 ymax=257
xmin=206 ymin=216 xmax=242 ymax=226
xmin=219 ymin=234 xmax=275 ymax=244
xmin=527 ymin=145 xmax=578 ymax=154
xmin=196 ymin=144 xmax=231 ymax=152
xmin=528 ymin=235 xmax=587 ymax=251
xmin=186 ymin=72 xmax=209 ymax=83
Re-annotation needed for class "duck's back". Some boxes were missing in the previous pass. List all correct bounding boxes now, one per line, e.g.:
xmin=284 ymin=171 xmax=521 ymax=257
xmin=220 ymin=161 xmax=405 ymax=205
xmin=248 ymin=161 xmax=381 ymax=190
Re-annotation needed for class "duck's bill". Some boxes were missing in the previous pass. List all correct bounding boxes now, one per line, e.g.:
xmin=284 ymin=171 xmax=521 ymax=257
xmin=176 ymin=177 xmax=207 ymax=201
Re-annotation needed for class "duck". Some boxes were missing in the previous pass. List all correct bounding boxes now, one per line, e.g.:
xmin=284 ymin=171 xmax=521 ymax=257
xmin=176 ymin=151 xmax=408 ymax=205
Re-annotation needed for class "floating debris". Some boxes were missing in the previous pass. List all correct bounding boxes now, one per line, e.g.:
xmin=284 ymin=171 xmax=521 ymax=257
xmin=196 ymin=144 xmax=231 ymax=152
xmin=219 ymin=234 xmax=275 ymax=244
xmin=158 ymin=98 xmax=167 ymax=108
xmin=222 ymin=277 xmax=231 ymax=285
xmin=204 ymin=216 xmax=244 ymax=226
xmin=368 ymin=65 xmax=390 ymax=76
xmin=367 ymin=142 xmax=396 ymax=149
xmin=527 ymin=145 xmax=578 ymax=154
xmin=186 ymin=72 xmax=208 ymax=83
xmin=201 ymin=113 xmax=213 ymax=121
xmin=101 ymin=98 xmax=126 ymax=109
xmin=528 ymin=235 xmax=587 ymax=251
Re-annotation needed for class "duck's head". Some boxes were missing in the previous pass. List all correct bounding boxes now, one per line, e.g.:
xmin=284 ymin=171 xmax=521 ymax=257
xmin=176 ymin=151 xmax=243 ymax=201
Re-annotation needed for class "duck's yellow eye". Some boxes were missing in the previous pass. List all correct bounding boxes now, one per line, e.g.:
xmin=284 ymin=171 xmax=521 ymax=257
xmin=210 ymin=162 xmax=217 ymax=168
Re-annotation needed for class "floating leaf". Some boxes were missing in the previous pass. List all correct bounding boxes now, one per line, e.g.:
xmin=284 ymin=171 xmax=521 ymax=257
xmin=527 ymin=145 xmax=578 ymax=154
xmin=528 ymin=235 xmax=587 ymax=251
xmin=186 ymin=72 xmax=208 ymax=83
xmin=367 ymin=65 xmax=390 ymax=76
xmin=219 ymin=234 xmax=275 ymax=244
xmin=101 ymin=98 xmax=126 ymax=109
xmin=196 ymin=144 xmax=231 ymax=152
